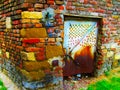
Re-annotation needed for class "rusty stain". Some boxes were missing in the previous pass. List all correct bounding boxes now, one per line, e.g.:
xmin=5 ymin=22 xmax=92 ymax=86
xmin=63 ymin=45 xmax=95 ymax=76
xmin=74 ymin=45 xmax=94 ymax=61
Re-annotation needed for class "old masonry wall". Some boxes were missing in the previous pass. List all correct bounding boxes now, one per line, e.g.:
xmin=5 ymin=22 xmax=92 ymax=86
xmin=0 ymin=0 xmax=120 ymax=89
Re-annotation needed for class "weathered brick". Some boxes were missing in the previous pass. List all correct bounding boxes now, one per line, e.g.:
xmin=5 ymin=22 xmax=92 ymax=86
xmin=90 ymin=1 xmax=98 ymax=5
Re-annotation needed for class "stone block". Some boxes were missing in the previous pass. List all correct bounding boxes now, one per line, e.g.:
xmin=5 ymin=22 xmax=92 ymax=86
xmin=107 ymin=51 xmax=114 ymax=58
xmin=21 ymin=11 xmax=42 ymax=19
xmin=114 ymin=53 xmax=120 ymax=60
xmin=20 ymin=28 xmax=47 ymax=38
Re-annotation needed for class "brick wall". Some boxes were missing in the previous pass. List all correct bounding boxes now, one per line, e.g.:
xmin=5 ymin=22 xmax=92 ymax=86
xmin=0 ymin=0 xmax=120 ymax=89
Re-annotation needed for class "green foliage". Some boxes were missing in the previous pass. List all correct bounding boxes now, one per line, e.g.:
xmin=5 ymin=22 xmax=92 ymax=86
xmin=118 ymin=70 xmax=120 ymax=73
xmin=79 ymin=88 xmax=86 ymax=90
xmin=0 ymin=80 xmax=7 ymax=90
xmin=87 ymin=79 xmax=111 ymax=90
xmin=0 ymin=86 xmax=7 ymax=90
xmin=87 ymin=84 xmax=96 ymax=90
xmin=110 ymin=76 xmax=120 ymax=82
xmin=110 ymin=76 xmax=120 ymax=90
xmin=104 ymin=71 xmax=110 ymax=76
xmin=95 ymin=79 xmax=111 ymax=90
xmin=79 ymin=68 xmax=120 ymax=90
xmin=87 ymin=69 xmax=120 ymax=90
xmin=111 ymin=82 xmax=120 ymax=90
xmin=87 ymin=77 xmax=120 ymax=90
xmin=0 ymin=80 xmax=3 ymax=86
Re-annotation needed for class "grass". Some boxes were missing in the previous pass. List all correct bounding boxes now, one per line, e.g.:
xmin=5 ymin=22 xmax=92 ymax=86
xmin=0 ymin=80 xmax=7 ymax=90
xmin=86 ymin=67 xmax=120 ymax=90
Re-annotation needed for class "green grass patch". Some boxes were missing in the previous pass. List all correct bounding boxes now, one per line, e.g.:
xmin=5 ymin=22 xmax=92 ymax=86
xmin=87 ymin=69 xmax=120 ymax=90
xmin=0 ymin=80 xmax=7 ymax=90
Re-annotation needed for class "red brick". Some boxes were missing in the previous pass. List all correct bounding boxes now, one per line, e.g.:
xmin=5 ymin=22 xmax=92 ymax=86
xmin=66 ymin=6 xmax=75 ymax=10
xmin=106 ymin=3 xmax=113 ymax=7
xmin=84 ymin=0 xmax=89 ymax=4
xmin=89 ymin=1 xmax=98 ymax=5
xmin=107 ymin=10 xmax=113 ymax=14
xmin=66 ymin=2 xmax=72 ymax=6
xmin=87 ymin=8 xmax=95 ymax=12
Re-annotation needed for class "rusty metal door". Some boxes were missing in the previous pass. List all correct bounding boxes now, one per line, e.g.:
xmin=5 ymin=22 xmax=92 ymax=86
xmin=63 ymin=18 xmax=98 ymax=76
